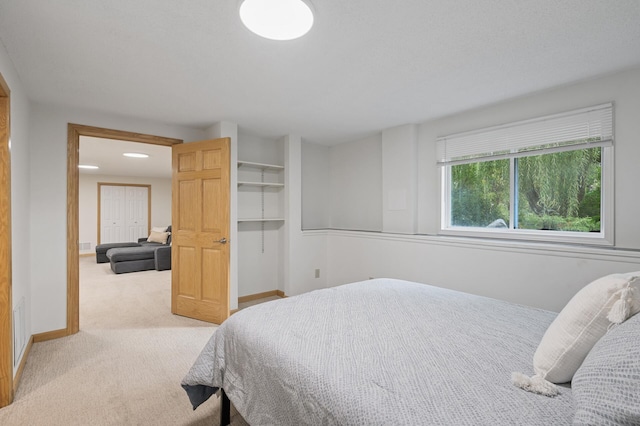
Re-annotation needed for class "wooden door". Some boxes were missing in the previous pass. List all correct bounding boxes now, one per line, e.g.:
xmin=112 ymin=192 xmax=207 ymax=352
xmin=171 ymin=138 xmax=230 ymax=324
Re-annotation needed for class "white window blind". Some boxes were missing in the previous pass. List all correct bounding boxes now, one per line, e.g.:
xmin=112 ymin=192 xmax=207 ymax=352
xmin=437 ymin=103 xmax=613 ymax=165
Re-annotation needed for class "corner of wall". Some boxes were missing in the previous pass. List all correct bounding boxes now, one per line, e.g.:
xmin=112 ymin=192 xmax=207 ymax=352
xmin=381 ymin=124 xmax=418 ymax=234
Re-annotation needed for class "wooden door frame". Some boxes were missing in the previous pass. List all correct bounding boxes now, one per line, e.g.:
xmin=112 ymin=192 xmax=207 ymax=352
xmin=97 ymin=182 xmax=151 ymax=244
xmin=67 ymin=124 xmax=182 ymax=334
xmin=0 ymin=72 xmax=12 ymax=407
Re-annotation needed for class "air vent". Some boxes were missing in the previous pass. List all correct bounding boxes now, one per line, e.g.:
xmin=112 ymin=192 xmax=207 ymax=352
xmin=13 ymin=297 xmax=26 ymax=366
xmin=79 ymin=242 xmax=92 ymax=251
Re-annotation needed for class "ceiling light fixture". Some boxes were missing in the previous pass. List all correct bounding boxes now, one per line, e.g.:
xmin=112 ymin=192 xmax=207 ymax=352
xmin=78 ymin=165 xmax=99 ymax=169
xmin=123 ymin=152 xmax=149 ymax=158
xmin=239 ymin=0 xmax=314 ymax=41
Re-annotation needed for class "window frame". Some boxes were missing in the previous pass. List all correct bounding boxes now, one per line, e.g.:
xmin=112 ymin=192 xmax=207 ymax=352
xmin=439 ymin=123 xmax=614 ymax=247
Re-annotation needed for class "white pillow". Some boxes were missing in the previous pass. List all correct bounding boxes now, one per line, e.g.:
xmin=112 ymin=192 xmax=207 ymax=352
xmin=513 ymin=271 xmax=640 ymax=396
xmin=147 ymin=231 xmax=170 ymax=244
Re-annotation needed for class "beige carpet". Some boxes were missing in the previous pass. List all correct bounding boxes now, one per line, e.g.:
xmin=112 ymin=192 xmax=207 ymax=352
xmin=0 ymin=257 xmax=253 ymax=425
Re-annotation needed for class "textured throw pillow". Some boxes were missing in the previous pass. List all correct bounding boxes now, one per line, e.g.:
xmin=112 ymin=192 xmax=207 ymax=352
xmin=572 ymin=312 xmax=640 ymax=425
xmin=147 ymin=231 xmax=170 ymax=244
xmin=512 ymin=272 xmax=640 ymax=396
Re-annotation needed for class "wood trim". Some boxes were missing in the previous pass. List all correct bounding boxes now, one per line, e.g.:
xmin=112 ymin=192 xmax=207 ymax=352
xmin=67 ymin=125 xmax=80 ymax=335
xmin=68 ymin=124 xmax=182 ymax=337
xmin=12 ymin=335 xmax=33 ymax=395
xmin=69 ymin=124 xmax=183 ymax=147
xmin=230 ymin=290 xmax=286 ymax=316
xmin=0 ymin=72 xmax=12 ymax=408
xmin=236 ymin=290 xmax=287 ymax=305
xmin=33 ymin=328 xmax=69 ymax=343
xmin=237 ymin=290 xmax=280 ymax=303
xmin=97 ymin=182 xmax=151 ymax=245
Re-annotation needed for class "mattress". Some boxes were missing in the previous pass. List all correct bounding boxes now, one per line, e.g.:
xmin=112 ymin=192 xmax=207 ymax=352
xmin=182 ymin=278 xmax=574 ymax=425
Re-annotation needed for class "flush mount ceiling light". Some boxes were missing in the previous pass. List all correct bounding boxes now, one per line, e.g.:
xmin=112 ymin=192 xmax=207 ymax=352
xmin=123 ymin=152 xmax=149 ymax=158
xmin=239 ymin=0 xmax=314 ymax=41
xmin=78 ymin=165 xmax=99 ymax=169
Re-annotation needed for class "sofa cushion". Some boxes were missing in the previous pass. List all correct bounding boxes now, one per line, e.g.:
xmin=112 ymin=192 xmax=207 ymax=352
xmin=107 ymin=246 xmax=157 ymax=262
xmin=111 ymin=258 xmax=156 ymax=274
xmin=147 ymin=231 xmax=170 ymax=244
xmin=95 ymin=242 xmax=142 ymax=263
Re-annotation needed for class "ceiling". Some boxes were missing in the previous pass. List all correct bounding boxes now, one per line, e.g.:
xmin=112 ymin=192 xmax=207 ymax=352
xmin=79 ymin=137 xmax=172 ymax=178
xmin=1 ymin=1 xmax=640 ymax=145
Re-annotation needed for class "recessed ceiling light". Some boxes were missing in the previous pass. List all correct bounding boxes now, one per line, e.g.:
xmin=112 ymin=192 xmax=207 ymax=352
xmin=239 ymin=0 xmax=314 ymax=41
xmin=123 ymin=152 xmax=149 ymax=158
xmin=78 ymin=165 xmax=99 ymax=169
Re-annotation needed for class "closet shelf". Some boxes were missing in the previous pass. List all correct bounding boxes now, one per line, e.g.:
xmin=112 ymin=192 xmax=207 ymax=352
xmin=238 ymin=218 xmax=285 ymax=223
xmin=237 ymin=161 xmax=284 ymax=170
xmin=238 ymin=181 xmax=284 ymax=188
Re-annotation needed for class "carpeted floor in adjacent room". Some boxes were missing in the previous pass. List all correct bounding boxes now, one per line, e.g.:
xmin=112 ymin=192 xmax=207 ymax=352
xmin=0 ymin=256 xmax=257 ymax=425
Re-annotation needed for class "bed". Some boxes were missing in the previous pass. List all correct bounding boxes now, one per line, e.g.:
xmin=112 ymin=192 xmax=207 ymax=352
xmin=181 ymin=277 xmax=640 ymax=425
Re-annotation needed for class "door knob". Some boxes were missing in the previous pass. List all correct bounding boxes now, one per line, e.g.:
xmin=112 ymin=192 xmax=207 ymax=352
xmin=217 ymin=238 xmax=227 ymax=244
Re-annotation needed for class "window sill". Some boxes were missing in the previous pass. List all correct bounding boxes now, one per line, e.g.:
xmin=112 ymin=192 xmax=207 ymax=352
xmin=309 ymin=229 xmax=640 ymax=262
xmin=439 ymin=227 xmax=613 ymax=247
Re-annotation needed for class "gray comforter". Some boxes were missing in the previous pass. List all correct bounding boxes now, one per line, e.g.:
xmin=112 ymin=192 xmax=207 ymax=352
xmin=182 ymin=278 xmax=574 ymax=425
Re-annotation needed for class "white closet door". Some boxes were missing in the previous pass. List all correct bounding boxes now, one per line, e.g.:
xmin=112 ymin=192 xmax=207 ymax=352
xmin=125 ymin=186 xmax=148 ymax=241
xmin=100 ymin=185 xmax=126 ymax=243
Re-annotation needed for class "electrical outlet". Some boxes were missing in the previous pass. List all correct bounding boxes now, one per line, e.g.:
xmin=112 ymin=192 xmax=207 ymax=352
xmin=315 ymin=269 xmax=320 ymax=278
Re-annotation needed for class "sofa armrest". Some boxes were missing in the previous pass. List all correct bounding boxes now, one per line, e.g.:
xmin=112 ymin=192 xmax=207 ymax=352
xmin=138 ymin=237 xmax=148 ymax=243
xmin=154 ymin=246 xmax=172 ymax=271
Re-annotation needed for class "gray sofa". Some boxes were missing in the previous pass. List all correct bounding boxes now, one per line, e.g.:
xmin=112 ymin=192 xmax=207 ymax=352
xmin=106 ymin=244 xmax=171 ymax=274
xmin=95 ymin=226 xmax=172 ymax=274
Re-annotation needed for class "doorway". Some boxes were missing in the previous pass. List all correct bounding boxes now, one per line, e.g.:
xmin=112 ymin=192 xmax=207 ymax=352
xmin=67 ymin=124 xmax=182 ymax=335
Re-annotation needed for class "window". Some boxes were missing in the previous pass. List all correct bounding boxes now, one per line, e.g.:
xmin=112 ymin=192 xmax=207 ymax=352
xmin=438 ymin=103 xmax=613 ymax=245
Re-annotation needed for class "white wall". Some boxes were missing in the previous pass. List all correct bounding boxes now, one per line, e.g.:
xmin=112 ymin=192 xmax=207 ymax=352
xmin=329 ymin=134 xmax=382 ymax=231
xmin=238 ymin=131 xmax=284 ymax=166
xmin=237 ymin=221 xmax=283 ymax=297
xmin=78 ymin=174 xmax=172 ymax=255
xmin=318 ymin=67 xmax=640 ymax=312
xmin=326 ymin=231 xmax=640 ymax=312
xmin=29 ymin=103 xmax=205 ymax=334
xmin=301 ymin=142 xmax=330 ymax=230
xmin=294 ymin=67 xmax=640 ymax=311
xmin=0 ymin=39 xmax=32 ymax=374
xmin=285 ymin=137 xmax=328 ymax=297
